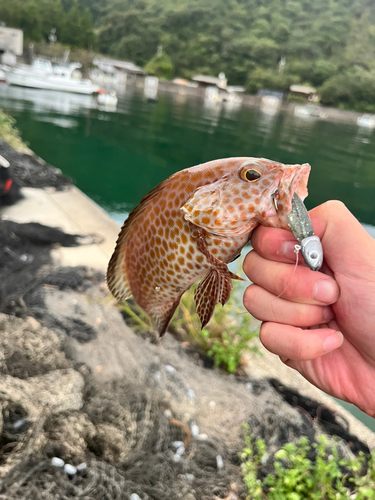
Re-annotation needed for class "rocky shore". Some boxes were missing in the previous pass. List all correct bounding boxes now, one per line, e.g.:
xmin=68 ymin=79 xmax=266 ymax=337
xmin=0 ymin=142 xmax=373 ymax=499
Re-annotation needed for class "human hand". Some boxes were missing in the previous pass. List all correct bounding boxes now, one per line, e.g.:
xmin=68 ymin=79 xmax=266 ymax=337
xmin=243 ymin=201 xmax=375 ymax=417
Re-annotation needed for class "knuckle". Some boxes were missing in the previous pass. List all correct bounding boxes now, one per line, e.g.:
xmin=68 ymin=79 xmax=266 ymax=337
xmin=268 ymin=299 xmax=279 ymax=322
xmin=242 ymin=250 xmax=257 ymax=278
xmin=294 ymin=340 xmax=308 ymax=360
xmin=293 ymin=304 xmax=313 ymax=327
xmin=259 ymin=321 xmax=271 ymax=343
xmin=292 ymin=329 xmax=322 ymax=361
xmin=325 ymin=199 xmax=346 ymax=210
xmin=256 ymin=230 xmax=270 ymax=255
xmin=276 ymin=272 xmax=296 ymax=298
xmin=324 ymin=199 xmax=349 ymax=217
xmin=243 ymin=285 xmax=256 ymax=312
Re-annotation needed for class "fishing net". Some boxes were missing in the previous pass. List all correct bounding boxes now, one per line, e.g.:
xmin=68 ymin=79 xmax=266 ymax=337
xmin=0 ymin=218 xmax=371 ymax=499
xmin=0 ymin=220 xmax=103 ymax=341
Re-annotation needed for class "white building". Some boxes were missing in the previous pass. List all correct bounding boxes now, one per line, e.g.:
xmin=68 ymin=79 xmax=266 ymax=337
xmin=0 ymin=26 xmax=23 ymax=56
xmin=91 ymin=57 xmax=146 ymax=86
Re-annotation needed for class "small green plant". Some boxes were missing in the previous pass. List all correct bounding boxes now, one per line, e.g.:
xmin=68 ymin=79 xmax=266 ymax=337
xmin=0 ymin=109 xmax=27 ymax=151
xmin=207 ymin=328 xmax=257 ymax=374
xmin=170 ymin=278 xmax=259 ymax=373
xmin=240 ymin=427 xmax=375 ymax=500
xmin=119 ymin=272 xmax=259 ymax=373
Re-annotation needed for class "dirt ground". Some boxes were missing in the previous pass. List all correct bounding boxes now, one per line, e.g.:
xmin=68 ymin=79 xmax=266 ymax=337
xmin=0 ymin=142 xmax=373 ymax=500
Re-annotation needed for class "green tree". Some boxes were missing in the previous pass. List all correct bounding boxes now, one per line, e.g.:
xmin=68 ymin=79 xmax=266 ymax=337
xmin=0 ymin=0 xmax=95 ymax=48
xmin=247 ymin=67 xmax=299 ymax=94
xmin=320 ymin=67 xmax=375 ymax=111
xmin=61 ymin=1 xmax=95 ymax=47
xmin=144 ymin=51 xmax=174 ymax=79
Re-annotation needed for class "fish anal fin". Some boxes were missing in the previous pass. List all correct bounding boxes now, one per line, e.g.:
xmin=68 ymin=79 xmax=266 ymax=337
xmin=151 ymin=296 xmax=182 ymax=337
xmin=194 ymin=268 xmax=233 ymax=329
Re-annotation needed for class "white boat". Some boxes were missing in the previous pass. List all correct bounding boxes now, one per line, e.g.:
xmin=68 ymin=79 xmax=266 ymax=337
xmin=6 ymin=59 xmax=100 ymax=95
xmin=357 ymin=114 xmax=375 ymax=129
xmin=222 ymin=91 xmax=242 ymax=105
xmin=97 ymin=90 xmax=118 ymax=107
xmin=294 ymin=105 xmax=326 ymax=119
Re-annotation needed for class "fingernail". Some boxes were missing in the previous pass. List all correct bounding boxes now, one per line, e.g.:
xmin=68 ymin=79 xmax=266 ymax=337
xmin=314 ymin=280 xmax=338 ymax=303
xmin=323 ymin=331 xmax=343 ymax=353
xmin=281 ymin=241 xmax=298 ymax=260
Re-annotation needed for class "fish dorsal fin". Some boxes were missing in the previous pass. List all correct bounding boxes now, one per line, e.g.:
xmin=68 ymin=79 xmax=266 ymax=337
xmin=107 ymin=175 xmax=177 ymax=301
xmin=193 ymin=233 xmax=244 ymax=329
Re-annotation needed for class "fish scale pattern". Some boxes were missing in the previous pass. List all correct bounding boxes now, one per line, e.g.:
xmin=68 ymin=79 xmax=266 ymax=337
xmin=107 ymin=157 xmax=311 ymax=335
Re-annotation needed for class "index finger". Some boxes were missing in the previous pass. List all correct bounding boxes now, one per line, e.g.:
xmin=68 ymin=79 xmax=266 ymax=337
xmin=251 ymin=201 xmax=374 ymax=274
xmin=250 ymin=225 xmax=302 ymax=264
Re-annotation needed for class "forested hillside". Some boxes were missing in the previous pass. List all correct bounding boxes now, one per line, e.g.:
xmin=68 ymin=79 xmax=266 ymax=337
xmin=0 ymin=0 xmax=95 ymax=48
xmin=86 ymin=0 xmax=375 ymax=111
xmin=2 ymin=0 xmax=375 ymax=110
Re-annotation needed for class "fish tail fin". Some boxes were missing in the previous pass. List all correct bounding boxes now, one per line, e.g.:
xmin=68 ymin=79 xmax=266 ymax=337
xmin=194 ymin=267 xmax=242 ymax=329
xmin=151 ymin=297 xmax=182 ymax=337
xmin=107 ymin=240 xmax=132 ymax=301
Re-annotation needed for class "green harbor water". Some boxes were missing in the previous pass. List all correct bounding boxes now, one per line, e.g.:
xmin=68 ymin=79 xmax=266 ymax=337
xmin=0 ymin=85 xmax=374 ymax=230
xmin=1 ymin=84 xmax=375 ymax=432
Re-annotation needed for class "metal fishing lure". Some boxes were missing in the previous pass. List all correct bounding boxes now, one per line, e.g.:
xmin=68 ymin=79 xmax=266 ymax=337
xmin=286 ymin=193 xmax=323 ymax=271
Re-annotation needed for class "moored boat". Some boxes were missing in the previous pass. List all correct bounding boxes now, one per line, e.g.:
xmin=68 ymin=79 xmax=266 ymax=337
xmin=97 ymin=90 xmax=118 ymax=107
xmin=6 ymin=59 xmax=100 ymax=95
xmin=357 ymin=114 xmax=375 ymax=129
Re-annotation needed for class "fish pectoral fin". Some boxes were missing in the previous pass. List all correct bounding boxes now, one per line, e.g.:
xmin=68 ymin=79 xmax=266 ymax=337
xmin=194 ymin=268 xmax=233 ymax=329
xmin=196 ymin=230 xmax=245 ymax=282
xmin=193 ymin=231 xmax=245 ymax=329
xmin=151 ymin=296 xmax=182 ymax=337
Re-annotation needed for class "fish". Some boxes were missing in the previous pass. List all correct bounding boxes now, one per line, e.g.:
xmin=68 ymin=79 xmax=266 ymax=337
xmin=107 ymin=157 xmax=311 ymax=336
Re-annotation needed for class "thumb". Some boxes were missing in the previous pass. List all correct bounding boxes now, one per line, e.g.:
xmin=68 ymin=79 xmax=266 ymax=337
xmin=309 ymin=200 xmax=374 ymax=276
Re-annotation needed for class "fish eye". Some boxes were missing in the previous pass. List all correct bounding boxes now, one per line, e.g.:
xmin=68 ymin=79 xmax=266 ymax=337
xmin=242 ymin=169 xmax=262 ymax=182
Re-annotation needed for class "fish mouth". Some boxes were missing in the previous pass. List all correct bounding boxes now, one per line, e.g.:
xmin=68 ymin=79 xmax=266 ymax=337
xmin=271 ymin=189 xmax=280 ymax=212
xmin=269 ymin=163 xmax=311 ymax=217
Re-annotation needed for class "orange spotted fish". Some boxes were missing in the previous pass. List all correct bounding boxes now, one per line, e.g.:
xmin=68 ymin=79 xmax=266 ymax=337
xmin=107 ymin=157 xmax=311 ymax=336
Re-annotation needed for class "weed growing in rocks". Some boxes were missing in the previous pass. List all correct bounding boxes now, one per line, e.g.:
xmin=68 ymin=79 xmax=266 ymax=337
xmin=240 ymin=428 xmax=375 ymax=499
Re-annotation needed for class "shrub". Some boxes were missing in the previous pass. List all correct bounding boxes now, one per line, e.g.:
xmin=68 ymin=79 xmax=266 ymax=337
xmin=144 ymin=52 xmax=174 ymax=80
xmin=240 ymin=429 xmax=375 ymax=499
xmin=0 ymin=109 xmax=27 ymax=152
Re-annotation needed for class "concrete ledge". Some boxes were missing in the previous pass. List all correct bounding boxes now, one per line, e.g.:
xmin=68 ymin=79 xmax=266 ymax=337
xmin=1 ymin=186 xmax=121 ymax=271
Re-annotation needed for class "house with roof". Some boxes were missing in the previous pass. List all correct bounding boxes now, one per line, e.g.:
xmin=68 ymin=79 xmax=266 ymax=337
xmin=91 ymin=57 xmax=146 ymax=86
